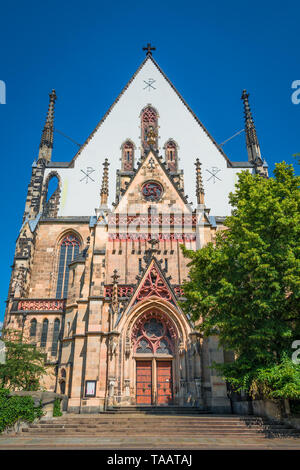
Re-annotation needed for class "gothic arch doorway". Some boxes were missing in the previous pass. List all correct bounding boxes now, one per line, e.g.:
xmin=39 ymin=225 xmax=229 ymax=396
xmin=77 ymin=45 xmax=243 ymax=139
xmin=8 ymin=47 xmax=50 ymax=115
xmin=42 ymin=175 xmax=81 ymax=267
xmin=131 ymin=310 xmax=177 ymax=405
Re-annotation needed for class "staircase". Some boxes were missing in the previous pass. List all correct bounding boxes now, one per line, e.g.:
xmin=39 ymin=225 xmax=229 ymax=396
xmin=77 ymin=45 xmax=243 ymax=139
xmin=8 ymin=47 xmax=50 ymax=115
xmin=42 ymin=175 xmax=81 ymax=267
xmin=21 ymin=413 xmax=300 ymax=438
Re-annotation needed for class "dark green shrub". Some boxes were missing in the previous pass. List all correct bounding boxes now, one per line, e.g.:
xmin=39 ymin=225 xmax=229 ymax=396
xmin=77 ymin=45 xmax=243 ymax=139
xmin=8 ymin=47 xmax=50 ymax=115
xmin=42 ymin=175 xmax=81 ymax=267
xmin=53 ymin=398 xmax=62 ymax=417
xmin=0 ymin=388 xmax=43 ymax=433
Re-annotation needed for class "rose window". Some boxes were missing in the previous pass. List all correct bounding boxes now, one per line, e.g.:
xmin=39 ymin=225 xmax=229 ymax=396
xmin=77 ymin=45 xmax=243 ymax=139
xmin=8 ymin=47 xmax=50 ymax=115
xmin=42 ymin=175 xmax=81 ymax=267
xmin=141 ymin=181 xmax=163 ymax=202
xmin=132 ymin=313 xmax=176 ymax=355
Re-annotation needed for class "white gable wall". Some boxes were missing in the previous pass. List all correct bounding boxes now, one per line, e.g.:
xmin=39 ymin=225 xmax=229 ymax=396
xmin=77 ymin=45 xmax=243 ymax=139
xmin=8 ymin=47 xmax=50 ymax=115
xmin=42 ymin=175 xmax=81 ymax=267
xmin=44 ymin=58 xmax=252 ymax=217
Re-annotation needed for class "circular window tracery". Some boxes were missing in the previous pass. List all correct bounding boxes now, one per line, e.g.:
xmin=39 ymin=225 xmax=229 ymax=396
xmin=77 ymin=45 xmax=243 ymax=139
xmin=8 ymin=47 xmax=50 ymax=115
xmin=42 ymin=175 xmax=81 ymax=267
xmin=132 ymin=312 xmax=176 ymax=355
xmin=141 ymin=181 xmax=163 ymax=202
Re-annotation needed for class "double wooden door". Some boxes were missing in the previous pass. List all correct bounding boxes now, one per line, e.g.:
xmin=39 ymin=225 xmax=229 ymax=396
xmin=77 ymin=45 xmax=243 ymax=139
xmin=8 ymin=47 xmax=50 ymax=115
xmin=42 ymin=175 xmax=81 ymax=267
xmin=136 ymin=360 xmax=173 ymax=405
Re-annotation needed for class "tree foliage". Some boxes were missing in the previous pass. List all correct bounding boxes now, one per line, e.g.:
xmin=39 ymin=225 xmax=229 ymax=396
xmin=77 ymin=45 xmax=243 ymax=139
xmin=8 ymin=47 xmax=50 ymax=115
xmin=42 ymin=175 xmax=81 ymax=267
xmin=182 ymin=162 xmax=300 ymax=397
xmin=0 ymin=388 xmax=43 ymax=433
xmin=0 ymin=329 xmax=47 ymax=391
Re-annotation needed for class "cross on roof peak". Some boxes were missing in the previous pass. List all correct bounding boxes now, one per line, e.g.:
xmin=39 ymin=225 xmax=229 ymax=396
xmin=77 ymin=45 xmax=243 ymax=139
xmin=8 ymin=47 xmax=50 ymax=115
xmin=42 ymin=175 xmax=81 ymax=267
xmin=143 ymin=43 xmax=156 ymax=56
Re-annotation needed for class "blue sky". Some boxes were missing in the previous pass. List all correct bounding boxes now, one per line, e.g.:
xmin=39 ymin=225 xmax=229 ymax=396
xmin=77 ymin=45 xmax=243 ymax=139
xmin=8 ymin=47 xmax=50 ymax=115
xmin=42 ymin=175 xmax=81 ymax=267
xmin=0 ymin=0 xmax=299 ymax=322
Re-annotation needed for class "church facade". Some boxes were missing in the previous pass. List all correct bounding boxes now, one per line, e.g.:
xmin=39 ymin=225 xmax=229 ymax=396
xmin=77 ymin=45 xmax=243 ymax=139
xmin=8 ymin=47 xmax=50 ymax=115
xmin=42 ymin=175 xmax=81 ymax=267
xmin=3 ymin=47 xmax=268 ymax=413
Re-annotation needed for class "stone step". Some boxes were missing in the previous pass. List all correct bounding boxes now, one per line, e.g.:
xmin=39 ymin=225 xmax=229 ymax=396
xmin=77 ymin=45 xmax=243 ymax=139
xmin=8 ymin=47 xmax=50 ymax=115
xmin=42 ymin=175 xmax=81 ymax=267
xmin=30 ymin=421 xmax=287 ymax=428
xmin=22 ymin=414 xmax=300 ymax=439
xmin=22 ymin=429 xmax=299 ymax=438
xmin=43 ymin=415 xmax=268 ymax=422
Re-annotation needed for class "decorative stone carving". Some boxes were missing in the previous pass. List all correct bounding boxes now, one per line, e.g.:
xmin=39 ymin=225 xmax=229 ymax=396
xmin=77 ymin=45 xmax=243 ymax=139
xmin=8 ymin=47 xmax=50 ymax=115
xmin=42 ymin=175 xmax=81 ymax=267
xmin=11 ymin=265 xmax=27 ymax=298
xmin=195 ymin=378 xmax=202 ymax=397
xmin=109 ymin=336 xmax=118 ymax=357
xmin=125 ymin=334 xmax=131 ymax=358
xmin=179 ymin=341 xmax=185 ymax=356
xmin=124 ymin=379 xmax=130 ymax=397
xmin=189 ymin=333 xmax=201 ymax=356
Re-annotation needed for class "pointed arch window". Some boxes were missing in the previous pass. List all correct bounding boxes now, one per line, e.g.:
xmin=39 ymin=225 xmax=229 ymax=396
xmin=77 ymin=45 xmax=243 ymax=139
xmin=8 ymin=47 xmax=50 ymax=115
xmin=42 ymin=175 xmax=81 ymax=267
xmin=56 ymin=234 xmax=81 ymax=299
xmin=30 ymin=319 xmax=37 ymax=338
xmin=43 ymin=173 xmax=61 ymax=218
xmin=41 ymin=319 xmax=49 ymax=348
xmin=51 ymin=318 xmax=60 ymax=356
xmin=165 ymin=140 xmax=178 ymax=172
xmin=141 ymin=107 xmax=158 ymax=149
xmin=122 ymin=141 xmax=134 ymax=171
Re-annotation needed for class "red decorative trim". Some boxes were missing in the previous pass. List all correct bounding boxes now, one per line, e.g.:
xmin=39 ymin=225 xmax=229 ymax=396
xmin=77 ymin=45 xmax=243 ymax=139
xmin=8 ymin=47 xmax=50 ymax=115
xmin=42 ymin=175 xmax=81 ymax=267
xmin=108 ymin=233 xmax=196 ymax=242
xmin=17 ymin=299 xmax=65 ymax=312
xmin=104 ymin=285 xmax=134 ymax=298
xmin=137 ymin=266 xmax=172 ymax=302
xmin=107 ymin=214 xmax=197 ymax=226
xmin=104 ymin=284 xmax=183 ymax=299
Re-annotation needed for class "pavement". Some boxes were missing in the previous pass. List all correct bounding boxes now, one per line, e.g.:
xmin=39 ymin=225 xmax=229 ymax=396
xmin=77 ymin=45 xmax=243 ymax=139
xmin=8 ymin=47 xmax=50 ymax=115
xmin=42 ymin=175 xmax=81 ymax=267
xmin=1 ymin=434 xmax=300 ymax=449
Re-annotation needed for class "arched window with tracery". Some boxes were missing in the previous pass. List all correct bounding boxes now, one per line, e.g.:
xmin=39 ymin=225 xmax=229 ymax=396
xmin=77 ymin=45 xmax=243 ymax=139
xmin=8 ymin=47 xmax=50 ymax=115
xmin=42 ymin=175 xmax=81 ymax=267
xmin=141 ymin=107 xmax=158 ymax=149
xmin=122 ymin=141 xmax=134 ymax=171
xmin=51 ymin=318 xmax=60 ymax=356
xmin=41 ymin=319 xmax=49 ymax=348
xmin=30 ymin=319 xmax=37 ymax=338
xmin=165 ymin=140 xmax=178 ymax=172
xmin=132 ymin=312 xmax=177 ymax=355
xmin=56 ymin=234 xmax=81 ymax=299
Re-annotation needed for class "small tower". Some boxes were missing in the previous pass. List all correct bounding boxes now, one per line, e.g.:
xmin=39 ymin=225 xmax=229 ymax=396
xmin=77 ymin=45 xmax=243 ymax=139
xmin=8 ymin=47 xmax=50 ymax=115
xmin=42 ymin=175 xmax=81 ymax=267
xmin=241 ymin=89 xmax=262 ymax=164
xmin=23 ymin=90 xmax=57 ymax=222
xmin=38 ymin=89 xmax=57 ymax=162
xmin=195 ymin=158 xmax=205 ymax=205
xmin=100 ymin=158 xmax=110 ymax=206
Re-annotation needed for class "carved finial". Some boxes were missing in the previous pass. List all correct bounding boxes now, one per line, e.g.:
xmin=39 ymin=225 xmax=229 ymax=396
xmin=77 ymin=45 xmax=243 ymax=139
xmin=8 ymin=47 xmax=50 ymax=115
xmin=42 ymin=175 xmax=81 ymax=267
xmin=38 ymin=89 xmax=57 ymax=162
xmin=111 ymin=270 xmax=120 ymax=316
xmin=100 ymin=158 xmax=110 ymax=205
xmin=241 ymin=90 xmax=262 ymax=164
xmin=195 ymin=158 xmax=204 ymax=205
xmin=143 ymin=43 xmax=156 ymax=56
xmin=111 ymin=269 xmax=120 ymax=285
xmin=143 ymin=238 xmax=159 ymax=265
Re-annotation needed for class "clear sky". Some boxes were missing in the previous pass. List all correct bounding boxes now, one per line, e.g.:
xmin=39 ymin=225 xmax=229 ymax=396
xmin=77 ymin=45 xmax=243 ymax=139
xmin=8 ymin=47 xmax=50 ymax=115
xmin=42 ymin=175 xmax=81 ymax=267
xmin=0 ymin=0 xmax=299 ymax=322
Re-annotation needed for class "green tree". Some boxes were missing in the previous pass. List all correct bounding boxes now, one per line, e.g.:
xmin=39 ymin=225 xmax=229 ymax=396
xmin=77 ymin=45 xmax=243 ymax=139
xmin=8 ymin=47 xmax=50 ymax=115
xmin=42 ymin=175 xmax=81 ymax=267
xmin=182 ymin=162 xmax=300 ymax=398
xmin=0 ymin=329 xmax=47 ymax=391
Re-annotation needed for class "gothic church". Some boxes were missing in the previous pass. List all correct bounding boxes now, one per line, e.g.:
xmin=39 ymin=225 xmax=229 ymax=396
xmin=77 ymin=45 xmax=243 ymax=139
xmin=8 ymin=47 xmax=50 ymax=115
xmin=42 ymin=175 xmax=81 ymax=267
xmin=4 ymin=46 xmax=268 ymax=413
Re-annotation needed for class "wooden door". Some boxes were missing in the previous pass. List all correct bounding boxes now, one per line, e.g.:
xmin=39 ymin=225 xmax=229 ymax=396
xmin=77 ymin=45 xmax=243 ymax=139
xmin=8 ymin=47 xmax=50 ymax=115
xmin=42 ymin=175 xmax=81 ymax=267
xmin=157 ymin=361 xmax=173 ymax=405
xmin=136 ymin=361 xmax=152 ymax=405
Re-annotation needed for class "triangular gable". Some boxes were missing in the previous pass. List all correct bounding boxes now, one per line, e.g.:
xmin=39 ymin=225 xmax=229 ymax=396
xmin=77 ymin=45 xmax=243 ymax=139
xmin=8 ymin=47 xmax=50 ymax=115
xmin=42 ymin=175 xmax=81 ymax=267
xmin=114 ymin=150 xmax=192 ymax=213
xmin=68 ymin=55 xmax=232 ymax=167
xmin=124 ymin=258 xmax=181 ymax=313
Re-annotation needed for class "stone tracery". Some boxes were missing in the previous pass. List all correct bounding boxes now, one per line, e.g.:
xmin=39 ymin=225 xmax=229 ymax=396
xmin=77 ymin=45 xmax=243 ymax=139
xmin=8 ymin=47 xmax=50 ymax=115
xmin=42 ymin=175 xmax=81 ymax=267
xmin=132 ymin=311 xmax=177 ymax=355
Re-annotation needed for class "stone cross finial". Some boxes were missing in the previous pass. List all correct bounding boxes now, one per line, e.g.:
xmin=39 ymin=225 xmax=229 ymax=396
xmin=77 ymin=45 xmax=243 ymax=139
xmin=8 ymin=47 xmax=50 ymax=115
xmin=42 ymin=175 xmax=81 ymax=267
xmin=143 ymin=43 xmax=156 ymax=56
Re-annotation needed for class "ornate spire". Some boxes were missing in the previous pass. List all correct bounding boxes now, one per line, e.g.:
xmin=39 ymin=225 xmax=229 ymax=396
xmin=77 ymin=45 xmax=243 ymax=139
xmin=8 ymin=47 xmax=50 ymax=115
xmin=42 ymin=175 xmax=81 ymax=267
xmin=100 ymin=158 xmax=110 ymax=205
xmin=38 ymin=89 xmax=57 ymax=162
xmin=241 ymin=89 xmax=262 ymax=164
xmin=195 ymin=158 xmax=204 ymax=205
